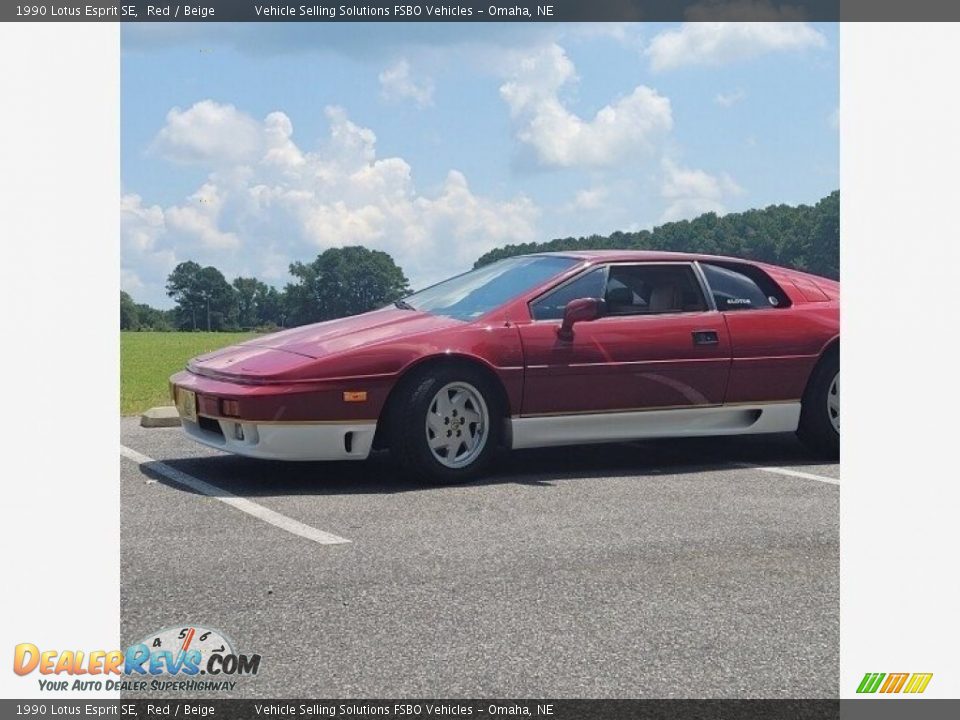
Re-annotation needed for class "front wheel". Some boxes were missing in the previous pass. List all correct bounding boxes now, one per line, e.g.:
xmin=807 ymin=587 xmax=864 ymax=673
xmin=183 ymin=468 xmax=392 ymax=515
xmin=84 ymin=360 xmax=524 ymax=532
xmin=797 ymin=352 xmax=839 ymax=459
xmin=389 ymin=366 xmax=502 ymax=483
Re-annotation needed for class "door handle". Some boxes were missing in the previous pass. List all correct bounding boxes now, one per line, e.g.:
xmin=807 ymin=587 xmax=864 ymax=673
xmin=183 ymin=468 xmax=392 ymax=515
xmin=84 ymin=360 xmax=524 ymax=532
xmin=692 ymin=330 xmax=719 ymax=346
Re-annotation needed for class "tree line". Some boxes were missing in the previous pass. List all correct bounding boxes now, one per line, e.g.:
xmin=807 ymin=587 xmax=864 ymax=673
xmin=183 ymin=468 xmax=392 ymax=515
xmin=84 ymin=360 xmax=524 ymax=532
xmin=475 ymin=190 xmax=839 ymax=279
xmin=121 ymin=190 xmax=839 ymax=331
xmin=120 ymin=246 xmax=410 ymax=331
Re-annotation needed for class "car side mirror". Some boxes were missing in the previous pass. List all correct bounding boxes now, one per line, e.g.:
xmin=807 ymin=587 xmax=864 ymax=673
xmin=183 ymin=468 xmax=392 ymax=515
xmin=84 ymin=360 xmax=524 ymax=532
xmin=557 ymin=297 xmax=605 ymax=340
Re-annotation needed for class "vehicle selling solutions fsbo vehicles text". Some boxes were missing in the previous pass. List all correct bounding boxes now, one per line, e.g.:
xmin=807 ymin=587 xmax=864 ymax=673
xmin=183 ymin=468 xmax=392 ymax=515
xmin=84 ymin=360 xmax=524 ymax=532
xmin=253 ymin=5 xmax=554 ymax=18
xmin=253 ymin=5 xmax=472 ymax=18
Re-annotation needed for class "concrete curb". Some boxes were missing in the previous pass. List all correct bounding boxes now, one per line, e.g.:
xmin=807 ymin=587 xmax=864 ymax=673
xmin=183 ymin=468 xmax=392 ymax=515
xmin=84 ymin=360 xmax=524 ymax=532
xmin=141 ymin=406 xmax=181 ymax=428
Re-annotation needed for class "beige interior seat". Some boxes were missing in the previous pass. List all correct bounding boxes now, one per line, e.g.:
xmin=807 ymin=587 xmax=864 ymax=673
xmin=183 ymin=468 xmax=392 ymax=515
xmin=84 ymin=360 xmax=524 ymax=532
xmin=649 ymin=284 xmax=680 ymax=312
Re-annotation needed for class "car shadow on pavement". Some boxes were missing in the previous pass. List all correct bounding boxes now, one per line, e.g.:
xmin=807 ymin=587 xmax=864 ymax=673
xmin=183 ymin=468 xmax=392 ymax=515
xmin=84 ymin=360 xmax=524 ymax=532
xmin=132 ymin=432 xmax=838 ymax=499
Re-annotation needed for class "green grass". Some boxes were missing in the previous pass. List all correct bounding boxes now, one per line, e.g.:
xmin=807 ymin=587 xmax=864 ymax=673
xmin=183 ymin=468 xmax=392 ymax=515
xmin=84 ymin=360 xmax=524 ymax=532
xmin=121 ymin=331 xmax=256 ymax=415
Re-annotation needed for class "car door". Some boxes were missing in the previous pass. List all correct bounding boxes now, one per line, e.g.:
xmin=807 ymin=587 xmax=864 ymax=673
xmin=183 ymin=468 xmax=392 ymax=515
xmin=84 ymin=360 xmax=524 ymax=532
xmin=517 ymin=262 xmax=732 ymax=416
xmin=698 ymin=261 xmax=832 ymax=403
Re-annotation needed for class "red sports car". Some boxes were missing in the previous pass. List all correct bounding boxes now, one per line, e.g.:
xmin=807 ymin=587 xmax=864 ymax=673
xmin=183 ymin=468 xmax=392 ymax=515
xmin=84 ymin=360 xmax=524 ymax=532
xmin=171 ymin=251 xmax=839 ymax=482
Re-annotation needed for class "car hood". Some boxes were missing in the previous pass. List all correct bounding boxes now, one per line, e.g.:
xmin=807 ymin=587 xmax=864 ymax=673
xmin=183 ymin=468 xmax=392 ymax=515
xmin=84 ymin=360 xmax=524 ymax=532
xmin=188 ymin=343 xmax=311 ymax=381
xmin=238 ymin=308 xmax=463 ymax=359
xmin=188 ymin=308 xmax=463 ymax=381
xmin=188 ymin=308 xmax=464 ymax=381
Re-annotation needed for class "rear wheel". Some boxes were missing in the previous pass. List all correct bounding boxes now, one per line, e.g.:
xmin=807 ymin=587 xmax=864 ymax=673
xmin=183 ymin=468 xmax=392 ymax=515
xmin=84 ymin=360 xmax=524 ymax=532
xmin=389 ymin=366 xmax=502 ymax=483
xmin=797 ymin=351 xmax=840 ymax=458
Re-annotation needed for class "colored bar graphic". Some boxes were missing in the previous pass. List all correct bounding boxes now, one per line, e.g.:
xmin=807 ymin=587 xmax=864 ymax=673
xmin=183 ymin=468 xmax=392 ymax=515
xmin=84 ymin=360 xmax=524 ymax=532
xmin=903 ymin=673 xmax=933 ymax=694
xmin=880 ymin=673 xmax=909 ymax=693
xmin=857 ymin=672 xmax=933 ymax=694
xmin=856 ymin=673 xmax=885 ymax=693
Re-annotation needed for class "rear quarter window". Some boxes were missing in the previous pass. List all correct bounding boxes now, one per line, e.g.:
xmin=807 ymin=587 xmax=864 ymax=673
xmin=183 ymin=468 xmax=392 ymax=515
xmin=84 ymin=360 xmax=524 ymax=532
xmin=700 ymin=263 xmax=791 ymax=311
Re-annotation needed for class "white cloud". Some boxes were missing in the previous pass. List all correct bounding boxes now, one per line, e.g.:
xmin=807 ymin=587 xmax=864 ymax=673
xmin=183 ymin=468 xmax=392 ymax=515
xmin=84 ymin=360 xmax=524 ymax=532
xmin=121 ymin=268 xmax=145 ymax=295
xmin=715 ymin=88 xmax=746 ymax=107
xmin=262 ymin=111 xmax=305 ymax=169
xmin=499 ymin=44 xmax=673 ymax=169
xmin=121 ymin=192 xmax=165 ymax=253
xmin=646 ymin=22 xmax=826 ymax=72
xmin=379 ymin=59 xmax=434 ymax=107
xmin=151 ymin=100 xmax=263 ymax=165
xmin=568 ymin=186 xmax=608 ymax=211
xmin=124 ymin=101 xmax=539 ymax=305
xmin=165 ymin=183 xmax=241 ymax=251
xmin=660 ymin=159 xmax=743 ymax=222
xmin=121 ymin=193 xmax=176 ymax=300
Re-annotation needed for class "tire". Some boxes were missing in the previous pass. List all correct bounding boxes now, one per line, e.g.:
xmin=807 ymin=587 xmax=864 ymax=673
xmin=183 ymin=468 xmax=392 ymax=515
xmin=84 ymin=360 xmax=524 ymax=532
xmin=797 ymin=350 xmax=839 ymax=459
xmin=388 ymin=365 xmax=503 ymax=483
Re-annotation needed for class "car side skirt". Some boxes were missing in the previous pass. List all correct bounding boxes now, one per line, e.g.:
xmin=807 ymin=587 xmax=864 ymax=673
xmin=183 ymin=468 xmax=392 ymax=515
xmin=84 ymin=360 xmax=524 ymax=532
xmin=506 ymin=401 xmax=801 ymax=450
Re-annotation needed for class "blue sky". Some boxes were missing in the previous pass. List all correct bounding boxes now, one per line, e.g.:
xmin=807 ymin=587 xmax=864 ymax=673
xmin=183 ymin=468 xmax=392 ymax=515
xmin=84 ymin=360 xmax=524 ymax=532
xmin=121 ymin=22 xmax=838 ymax=308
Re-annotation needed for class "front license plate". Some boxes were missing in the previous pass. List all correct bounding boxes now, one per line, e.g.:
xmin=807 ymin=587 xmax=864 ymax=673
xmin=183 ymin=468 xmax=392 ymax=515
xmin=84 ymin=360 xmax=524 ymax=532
xmin=176 ymin=388 xmax=197 ymax=422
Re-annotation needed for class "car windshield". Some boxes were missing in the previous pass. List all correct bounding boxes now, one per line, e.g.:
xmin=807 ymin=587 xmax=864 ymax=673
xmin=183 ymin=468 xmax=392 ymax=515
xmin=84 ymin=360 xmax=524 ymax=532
xmin=401 ymin=256 xmax=579 ymax=321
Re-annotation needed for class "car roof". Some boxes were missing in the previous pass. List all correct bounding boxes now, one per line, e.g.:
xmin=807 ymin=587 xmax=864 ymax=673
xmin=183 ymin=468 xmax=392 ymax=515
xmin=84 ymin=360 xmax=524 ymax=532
xmin=527 ymin=249 xmax=757 ymax=265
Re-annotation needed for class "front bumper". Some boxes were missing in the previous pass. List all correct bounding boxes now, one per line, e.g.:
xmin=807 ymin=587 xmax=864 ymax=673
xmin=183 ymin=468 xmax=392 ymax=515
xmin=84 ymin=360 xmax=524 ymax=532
xmin=180 ymin=415 xmax=376 ymax=461
xmin=170 ymin=370 xmax=380 ymax=461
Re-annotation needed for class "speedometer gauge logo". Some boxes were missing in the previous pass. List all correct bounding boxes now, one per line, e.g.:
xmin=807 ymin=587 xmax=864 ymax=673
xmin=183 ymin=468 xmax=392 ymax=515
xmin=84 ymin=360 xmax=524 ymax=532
xmin=126 ymin=625 xmax=260 ymax=677
xmin=136 ymin=626 xmax=235 ymax=671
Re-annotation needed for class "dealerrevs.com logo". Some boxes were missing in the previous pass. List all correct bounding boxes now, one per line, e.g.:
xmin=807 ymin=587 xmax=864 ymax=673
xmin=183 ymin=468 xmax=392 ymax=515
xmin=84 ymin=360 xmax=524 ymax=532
xmin=13 ymin=626 xmax=261 ymax=693
xmin=856 ymin=672 xmax=933 ymax=694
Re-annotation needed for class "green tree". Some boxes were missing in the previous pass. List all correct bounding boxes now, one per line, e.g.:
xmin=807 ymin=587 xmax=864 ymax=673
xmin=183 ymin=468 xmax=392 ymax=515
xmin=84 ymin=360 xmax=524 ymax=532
xmin=197 ymin=266 xmax=238 ymax=331
xmin=806 ymin=191 xmax=840 ymax=279
xmin=120 ymin=291 xmax=139 ymax=330
xmin=135 ymin=303 xmax=174 ymax=331
xmin=232 ymin=276 xmax=271 ymax=328
xmin=258 ymin=286 xmax=285 ymax=327
xmin=165 ymin=261 xmax=204 ymax=330
xmin=120 ymin=291 xmax=175 ymax=331
xmin=166 ymin=261 xmax=238 ymax=331
xmin=284 ymin=246 xmax=409 ymax=326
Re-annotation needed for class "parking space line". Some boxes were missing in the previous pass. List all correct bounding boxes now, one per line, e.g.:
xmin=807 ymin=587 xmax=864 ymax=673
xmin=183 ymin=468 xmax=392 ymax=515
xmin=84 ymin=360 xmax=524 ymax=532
xmin=735 ymin=463 xmax=839 ymax=486
xmin=120 ymin=445 xmax=351 ymax=545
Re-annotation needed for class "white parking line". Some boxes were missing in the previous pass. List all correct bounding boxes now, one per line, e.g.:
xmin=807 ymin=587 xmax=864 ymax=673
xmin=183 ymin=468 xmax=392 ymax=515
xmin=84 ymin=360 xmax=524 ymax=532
xmin=120 ymin=445 xmax=351 ymax=545
xmin=735 ymin=463 xmax=840 ymax=486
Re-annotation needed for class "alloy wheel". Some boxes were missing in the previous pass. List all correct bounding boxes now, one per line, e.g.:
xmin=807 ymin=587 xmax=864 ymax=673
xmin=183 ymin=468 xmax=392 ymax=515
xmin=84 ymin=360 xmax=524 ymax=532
xmin=425 ymin=381 xmax=489 ymax=469
xmin=827 ymin=372 xmax=840 ymax=433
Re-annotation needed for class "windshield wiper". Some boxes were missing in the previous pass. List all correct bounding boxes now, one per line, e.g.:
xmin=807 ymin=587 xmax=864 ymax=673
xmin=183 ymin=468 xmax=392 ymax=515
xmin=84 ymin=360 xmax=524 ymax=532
xmin=394 ymin=299 xmax=416 ymax=310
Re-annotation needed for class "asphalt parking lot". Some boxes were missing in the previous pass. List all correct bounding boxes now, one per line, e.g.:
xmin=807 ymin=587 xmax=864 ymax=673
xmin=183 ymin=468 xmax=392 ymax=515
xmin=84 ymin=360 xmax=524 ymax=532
xmin=120 ymin=417 xmax=838 ymax=699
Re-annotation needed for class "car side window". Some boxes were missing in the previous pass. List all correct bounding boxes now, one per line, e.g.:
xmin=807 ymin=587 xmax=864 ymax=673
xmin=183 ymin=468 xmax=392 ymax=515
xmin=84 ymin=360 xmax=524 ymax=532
xmin=604 ymin=264 xmax=707 ymax=315
xmin=530 ymin=267 xmax=606 ymax=320
xmin=700 ymin=263 xmax=779 ymax=311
